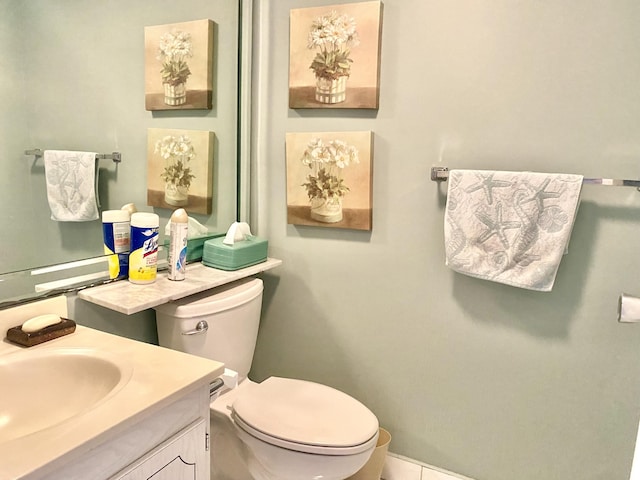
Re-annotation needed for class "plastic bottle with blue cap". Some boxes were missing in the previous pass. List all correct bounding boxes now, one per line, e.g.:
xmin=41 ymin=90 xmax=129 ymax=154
xmin=168 ymin=208 xmax=189 ymax=281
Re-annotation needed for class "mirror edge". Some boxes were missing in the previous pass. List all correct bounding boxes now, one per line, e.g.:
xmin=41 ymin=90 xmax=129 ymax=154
xmin=238 ymin=0 xmax=253 ymax=224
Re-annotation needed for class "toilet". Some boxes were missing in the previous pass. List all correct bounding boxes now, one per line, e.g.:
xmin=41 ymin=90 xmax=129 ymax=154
xmin=155 ymin=278 xmax=379 ymax=480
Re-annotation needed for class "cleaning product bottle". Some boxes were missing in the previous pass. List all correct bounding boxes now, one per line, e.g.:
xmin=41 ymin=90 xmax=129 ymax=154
xmin=129 ymin=212 xmax=159 ymax=284
xmin=168 ymin=208 xmax=188 ymax=281
xmin=120 ymin=203 xmax=138 ymax=216
xmin=102 ymin=210 xmax=130 ymax=279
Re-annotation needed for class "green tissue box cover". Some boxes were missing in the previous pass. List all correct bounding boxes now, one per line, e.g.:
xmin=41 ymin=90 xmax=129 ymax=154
xmin=186 ymin=234 xmax=221 ymax=262
xmin=163 ymin=234 xmax=221 ymax=263
xmin=202 ymin=236 xmax=268 ymax=271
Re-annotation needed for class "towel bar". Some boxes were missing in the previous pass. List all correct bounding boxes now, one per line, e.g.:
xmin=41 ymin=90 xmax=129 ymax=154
xmin=25 ymin=149 xmax=122 ymax=163
xmin=431 ymin=166 xmax=640 ymax=188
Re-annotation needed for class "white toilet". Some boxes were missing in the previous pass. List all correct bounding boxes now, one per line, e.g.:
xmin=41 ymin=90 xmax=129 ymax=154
xmin=155 ymin=278 xmax=379 ymax=480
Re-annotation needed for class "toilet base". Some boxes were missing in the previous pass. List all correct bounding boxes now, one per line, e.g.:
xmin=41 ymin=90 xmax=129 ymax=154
xmin=210 ymin=409 xmax=253 ymax=480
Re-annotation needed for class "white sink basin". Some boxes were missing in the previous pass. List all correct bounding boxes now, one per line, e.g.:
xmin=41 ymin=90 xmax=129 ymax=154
xmin=0 ymin=348 xmax=132 ymax=443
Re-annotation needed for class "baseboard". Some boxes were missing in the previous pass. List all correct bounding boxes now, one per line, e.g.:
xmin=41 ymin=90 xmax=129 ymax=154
xmin=381 ymin=452 xmax=475 ymax=480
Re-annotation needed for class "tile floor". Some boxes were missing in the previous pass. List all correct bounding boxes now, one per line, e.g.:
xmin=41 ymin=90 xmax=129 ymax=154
xmin=381 ymin=454 xmax=472 ymax=480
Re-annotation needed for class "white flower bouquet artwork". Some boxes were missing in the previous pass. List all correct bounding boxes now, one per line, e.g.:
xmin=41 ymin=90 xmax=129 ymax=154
xmin=156 ymin=134 xmax=196 ymax=206
xmin=157 ymin=29 xmax=193 ymax=106
xmin=286 ymin=131 xmax=373 ymax=230
xmin=147 ymin=128 xmax=215 ymax=214
xmin=301 ymin=138 xmax=360 ymax=222
xmin=144 ymin=19 xmax=214 ymax=111
xmin=289 ymin=1 xmax=383 ymax=109
xmin=307 ymin=10 xmax=360 ymax=104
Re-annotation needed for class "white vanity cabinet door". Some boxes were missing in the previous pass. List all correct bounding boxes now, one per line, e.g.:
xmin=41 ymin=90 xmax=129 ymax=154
xmin=110 ymin=418 xmax=208 ymax=480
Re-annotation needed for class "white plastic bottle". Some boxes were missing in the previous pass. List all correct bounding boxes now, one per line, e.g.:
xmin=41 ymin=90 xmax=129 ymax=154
xmin=129 ymin=212 xmax=159 ymax=284
xmin=120 ymin=203 xmax=138 ymax=216
xmin=102 ymin=210 xmax=130 ymax=279
xmin=168 ymin=208 xmax=189 ymax=281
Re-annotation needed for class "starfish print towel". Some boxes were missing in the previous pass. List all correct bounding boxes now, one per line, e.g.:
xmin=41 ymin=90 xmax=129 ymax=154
xmin=444 ymin=169 xmax=583 ymax=291
xmin=44 ymin=150 xmax=99 ymax=222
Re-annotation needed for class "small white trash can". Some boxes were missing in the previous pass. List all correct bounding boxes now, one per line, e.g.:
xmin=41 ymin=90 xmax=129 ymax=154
xmin=347 ymin=427 xmax=391 ymax=480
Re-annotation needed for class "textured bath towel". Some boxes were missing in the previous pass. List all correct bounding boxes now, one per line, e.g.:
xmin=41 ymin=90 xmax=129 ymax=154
xmin=44 ymin=150 xmax=99 ymax=221
xmin=444 ymin=170 xmax=583 ymax=291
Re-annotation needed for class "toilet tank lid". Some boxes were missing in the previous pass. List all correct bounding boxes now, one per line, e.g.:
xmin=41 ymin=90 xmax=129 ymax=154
xmin=232 ymin=377 xmax=379 ymax=451
xmin=154 ymin=278 xmax=263 ymax=317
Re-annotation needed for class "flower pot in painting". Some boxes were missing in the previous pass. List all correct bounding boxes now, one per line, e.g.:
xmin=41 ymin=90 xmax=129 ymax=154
xmin=308 ymin=11 xmax=358 ymax=105
xmin=315 ymin=76 xmax=347 ymax=104
xmin=158 ymin=29 xmax=192 ymax=107
xmin=164 ymin=82 xmax=187 ymax=106
xmin=301 ymin=137 xmax=359 ymax=226
xmin=158 ymin=135 xmax=196 ymax=208
xmin=310 ymin=196 xmax=342 ymax=223
xmin=164 ymin=182 xmax=189 ymax=206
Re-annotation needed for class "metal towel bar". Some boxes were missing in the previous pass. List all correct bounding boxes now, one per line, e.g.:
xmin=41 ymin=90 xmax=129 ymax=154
xmin=25 ymin=149 xmax=122 ymax=163
xmin=430 ymin=167 xmax=640 ymax=188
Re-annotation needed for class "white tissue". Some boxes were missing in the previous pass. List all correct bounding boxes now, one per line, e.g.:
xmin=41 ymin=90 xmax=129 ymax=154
xmin=164 ymin=216 xmax=209 ymax=238
xmin=223 ymin=222 xmax=252 ymax=245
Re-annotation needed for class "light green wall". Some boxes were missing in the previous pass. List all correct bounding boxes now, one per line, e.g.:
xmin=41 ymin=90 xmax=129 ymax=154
xmin=67 ymin=292 xmax=158 ymax=345
xmin=249 ymin=1 xmax=640 ymax=479
xmin=0 ymin=1 xmax=31 ymax=271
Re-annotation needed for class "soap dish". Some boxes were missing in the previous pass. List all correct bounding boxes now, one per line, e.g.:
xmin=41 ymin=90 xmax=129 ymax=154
xmin=6 ymin=318 xmax=76 ymax=347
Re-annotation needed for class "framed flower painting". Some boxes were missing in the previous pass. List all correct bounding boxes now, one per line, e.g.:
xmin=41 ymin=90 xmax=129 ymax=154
xmin=289 ymin=1 xmax=383 ymax=109
xmin=286 ymin=131 xmax=373 ymax=231
xmin=147 ymin=128 xmax=214 ymax=215
xmin=144 ymin=19 xmax=214 ymax=110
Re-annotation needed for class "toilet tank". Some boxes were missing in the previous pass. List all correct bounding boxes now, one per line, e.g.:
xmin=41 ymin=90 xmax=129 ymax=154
xmin=155 ymin=277 xmax=263 ymax=381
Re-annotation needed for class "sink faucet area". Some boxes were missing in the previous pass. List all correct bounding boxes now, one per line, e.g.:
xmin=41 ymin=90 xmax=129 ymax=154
xmin=0 ymin=296 xmax=224 ymax=480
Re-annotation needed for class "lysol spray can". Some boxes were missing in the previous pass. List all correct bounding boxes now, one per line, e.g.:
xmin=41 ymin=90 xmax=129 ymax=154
xmin=129 ymin=213 xmax=159 ymax=284
xmin=102 ymin=210 xmax=130 ymax=279
xmin=168 ymin=208 xmax=189 ymax=281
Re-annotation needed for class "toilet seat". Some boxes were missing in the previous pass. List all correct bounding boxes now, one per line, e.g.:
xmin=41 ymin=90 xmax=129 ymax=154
xmin=231 ymin=377 xmax=379 ymax=455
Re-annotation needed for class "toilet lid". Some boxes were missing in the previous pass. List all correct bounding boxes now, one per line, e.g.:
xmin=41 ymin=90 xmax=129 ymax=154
xmin=232 ymin=377 xmax=379 ymax=455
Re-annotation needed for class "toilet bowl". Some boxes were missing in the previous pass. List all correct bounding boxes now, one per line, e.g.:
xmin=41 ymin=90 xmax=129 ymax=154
xmin=211 ymin=377 xmax=379 ymax=480
xmin=155 ymin=278 xmax=379 ymax=480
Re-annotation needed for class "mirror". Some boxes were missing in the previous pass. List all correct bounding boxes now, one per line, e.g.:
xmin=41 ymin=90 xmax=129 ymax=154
xmin=0 ymin=0 xmax=243 ymax=303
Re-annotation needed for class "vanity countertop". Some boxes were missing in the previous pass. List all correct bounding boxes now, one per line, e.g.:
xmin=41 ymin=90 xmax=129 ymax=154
xmin=0 ymin=323 xmax=224 ymax=480
xmin=78 ymin=258 xmax=282 ymax=315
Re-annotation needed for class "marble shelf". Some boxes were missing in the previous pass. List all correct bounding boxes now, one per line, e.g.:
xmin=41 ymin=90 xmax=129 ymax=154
xmin=78 ymin=258 xmax=282 ymax=315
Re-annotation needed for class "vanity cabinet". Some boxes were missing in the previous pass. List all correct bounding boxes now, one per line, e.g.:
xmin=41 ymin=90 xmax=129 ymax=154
xmin=111 ymin=418 xmax=208 ymax=480
xmin=42 ymin=387 xmax=212 ymax=480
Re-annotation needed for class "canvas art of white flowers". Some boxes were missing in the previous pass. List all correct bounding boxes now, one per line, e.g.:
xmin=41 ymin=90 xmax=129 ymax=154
xmin=301 ymin=138 xmax=359 ymax=201
xmin=156 ymin=135 xmax=196 ymax=189
xmin=157 ymin=29 xmax=193 ymax=86
xmin=307 ymin=10 xmax=359 ymax=80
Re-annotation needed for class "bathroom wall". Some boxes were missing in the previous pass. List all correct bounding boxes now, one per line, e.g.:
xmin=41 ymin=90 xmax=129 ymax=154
xmin=249 ymin=1 xmax=640 ymax=480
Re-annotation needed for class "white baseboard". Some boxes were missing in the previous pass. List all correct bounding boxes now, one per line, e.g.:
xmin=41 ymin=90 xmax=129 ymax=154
xmin=381 ymin=452 xmax=475 ymax=480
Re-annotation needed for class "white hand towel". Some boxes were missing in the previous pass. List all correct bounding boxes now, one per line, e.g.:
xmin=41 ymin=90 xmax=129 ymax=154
xmin=44 ymin=150 xmax=99 ymax=222
xmin=444 ymin=169 xmax=583 ymax=292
